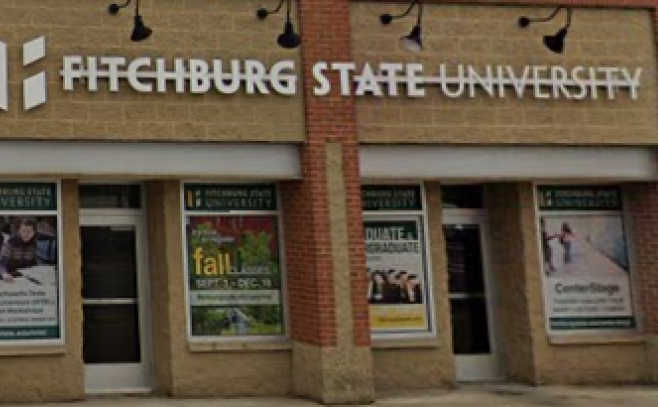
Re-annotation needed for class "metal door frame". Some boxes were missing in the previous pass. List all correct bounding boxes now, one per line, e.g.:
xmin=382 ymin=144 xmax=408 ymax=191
xmin=80 ymin=208 xmax=152 ymax=394
xmin=443 ymin=209 xmax=500 ymax=382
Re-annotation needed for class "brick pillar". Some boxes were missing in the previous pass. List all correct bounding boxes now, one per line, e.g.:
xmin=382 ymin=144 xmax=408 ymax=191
xmin=624 ymin=184 xmax=658 ymax=382
xmin=279 ymin=0 xmax=374 ymax=404
xmin=486 ymin=183 xmax=544 ymax=383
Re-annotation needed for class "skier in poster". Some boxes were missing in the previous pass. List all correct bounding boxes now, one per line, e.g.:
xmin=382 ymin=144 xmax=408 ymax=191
xmin=560 ymin=222 xmax=575 ymax=264
xmin=540 ymin=218 xmax=558 ymax=275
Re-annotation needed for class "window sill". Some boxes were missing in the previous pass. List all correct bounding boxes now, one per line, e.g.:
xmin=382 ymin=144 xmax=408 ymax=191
xmin=0 ymin=345 xmax=66 ymax=356
xmin=373 ymin=337 xmax=439 ymax=349
xmin=188 ymin=340 xmax=292 ymax=353
xmin=549 ymin=333 xmax=646 ymax=346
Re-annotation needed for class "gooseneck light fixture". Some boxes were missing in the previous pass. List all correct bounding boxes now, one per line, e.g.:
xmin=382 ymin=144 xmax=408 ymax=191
xmin=380 ymin=0 xmax=424 ymax=52
xmin=257 ymin=0 xmax=301 ymax=49
xmin=108 ymin=0 xmax=152 ymax=42
xmin=518 ymin=6 xmax=572 ymax=54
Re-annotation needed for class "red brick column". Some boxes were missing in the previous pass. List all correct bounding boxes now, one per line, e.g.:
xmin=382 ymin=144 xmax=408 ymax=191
xmin=624 ymin=184 xmax=658 ymax=382
xmin=625 ymin=184 xmax=658 ymax=336
xmin=280 ymin=0 xmax=373 ymax=403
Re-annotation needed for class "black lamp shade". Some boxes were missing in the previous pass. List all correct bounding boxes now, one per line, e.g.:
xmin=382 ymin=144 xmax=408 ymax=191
xmin=278 ymin=21 xmax=301 ymax=49
xmin=543 ymin=27 xmax=568 ymax=54
xmin=131 ymin=15 xmax=152 ymax=42
xmin=256 ymin=8 xmax=269 ymax=20
xmin=517 ymin=17 xmax=531 ymax=28
xmin=399 ymin=24 xmax=422 ymax=52
xmin=380 ymin=14 xmax=394 ymax=25
xmin=108 ymin=3 xmax=121 ymax=14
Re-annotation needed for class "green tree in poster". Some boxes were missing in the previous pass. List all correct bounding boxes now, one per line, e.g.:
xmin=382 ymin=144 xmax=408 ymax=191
xmin=191 ymin=307 xmax=230 ymax=335
xmin=236 ymin=228 xmax=284 ymax=334
xmin=238 ymin=230 xmax=281 ymax=286
xmin=238 ymin=231 xmax=274 ymax=266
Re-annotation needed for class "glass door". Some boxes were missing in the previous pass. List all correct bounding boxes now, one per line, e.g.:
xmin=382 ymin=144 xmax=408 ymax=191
xmin=443 ymin=212 xmax=499 ymax=382
xmin=80 ymin=213 xmax=151 ymax=393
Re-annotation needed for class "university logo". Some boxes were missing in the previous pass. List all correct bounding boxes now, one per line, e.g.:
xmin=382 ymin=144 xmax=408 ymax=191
xmin=0 ymin=36 xmax=48 ymax=112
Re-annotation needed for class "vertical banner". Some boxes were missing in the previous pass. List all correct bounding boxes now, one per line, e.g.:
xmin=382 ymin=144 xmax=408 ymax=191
xmin=183 ymin=184 xmax=284 ymax=338
xmin=362 ymin=185 xmax=432 ymax=336
xmin=0 ymin=183 xmax=61 ymax=343
xmin=537 ymin=186 xmax=636 ymax=333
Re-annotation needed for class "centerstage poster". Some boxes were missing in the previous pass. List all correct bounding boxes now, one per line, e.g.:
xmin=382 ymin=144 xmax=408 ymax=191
xmin=0 ymin=183 xmax=61 ymax=343
xmin=183 ymin=184 xmax=284 ymax=338
xmin=364 ymin=217 xmax=430 ymax=334
xmin=537 ymin=186 xmax=636 ymax=333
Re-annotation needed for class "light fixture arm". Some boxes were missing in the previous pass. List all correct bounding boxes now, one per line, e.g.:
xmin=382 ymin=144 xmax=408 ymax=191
xmin=390 ymin=0 xmax=419 ymax=21
xmin=286 ymin=0 xmax=292 ymax=23
xmin=415 ymin=1 xmax=423 ymax=26
xmin=257 ymin=0 xmax=286 ymax=20
xmin=380 ymin=0 xmax=424 ymax=26
xmin=108 ymin=0 xmax=132 ymax=14
xmin=135 ymin=0 xmax=140 ymax=16
xmin=518 ymin=6 xmax=572 ymax=29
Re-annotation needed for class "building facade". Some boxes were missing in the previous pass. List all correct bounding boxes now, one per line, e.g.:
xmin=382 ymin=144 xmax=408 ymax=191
xmin=0 ymin=0 xmax=656 ymax=404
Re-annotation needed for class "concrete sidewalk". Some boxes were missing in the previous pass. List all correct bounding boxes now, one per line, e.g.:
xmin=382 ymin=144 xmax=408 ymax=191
xmin=5 ymin=384 xmax=658 ymax=407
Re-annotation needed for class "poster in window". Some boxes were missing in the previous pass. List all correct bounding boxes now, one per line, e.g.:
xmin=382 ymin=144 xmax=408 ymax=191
xmin=364 ymin=217 xmax=430 ymax=334
xmin=537 ymin=186 xmax=636 ymax=333
xmin=186 ymin=215 xmax=284 ymax=337
xmin=0 ymin=183 xmax=61 ymax=343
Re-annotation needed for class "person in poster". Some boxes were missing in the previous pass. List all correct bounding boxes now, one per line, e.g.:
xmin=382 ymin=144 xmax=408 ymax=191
xmin=0 ymin=217 xmax=39 ymax=282
xmin=540 ymin=215 xmax=629 ymax=278
xmin=540 ymin=218 xmax=558 ymax=275
xmin=367 ymin=269 xmax=423 ymax=305
xmin=0 ymin=217 xmax=56 ymax=284
xmin=367 ymin=270 xmax=388 ymax=303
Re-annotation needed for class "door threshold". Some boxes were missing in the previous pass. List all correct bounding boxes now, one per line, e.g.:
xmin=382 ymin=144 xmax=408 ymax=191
xmin=457 ymin=378 xmax=505 ymax=384
xmin=85 ymin=388 xmax=153 ymax=396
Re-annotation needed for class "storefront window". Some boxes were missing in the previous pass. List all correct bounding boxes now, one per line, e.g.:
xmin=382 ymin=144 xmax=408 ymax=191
xmin=182 ymin=183 xmax=285 ymax=340
xmin=0 ymin=182 xmax=63 ymax=345
xmin=362 ymin=184 xmax=433 ymax=338
xmin=536 ymin=185 xmax=636 ymax=334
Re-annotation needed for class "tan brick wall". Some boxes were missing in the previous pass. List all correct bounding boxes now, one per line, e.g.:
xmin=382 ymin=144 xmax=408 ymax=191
xmin=0 ymin=180 xmax=84 ymax=403
xmin=486 ymin=183 xmax=539 ymax=382
xmin=351 ymin=5 xmax=657 ymax=145
xmin=536 ymin=344 xmax=648 ymax=384
xmin=146 ymin=181 xmax=175 ymax=394
xmin=0 ymin=0 xmax=304 ymax=142
xmin=487 ymin=183 xmax=649 ymax=384
xmin=372 ymin=182 xmax=455 ymax=391
xmin=649 ymin=337 xmax=658 ymax=382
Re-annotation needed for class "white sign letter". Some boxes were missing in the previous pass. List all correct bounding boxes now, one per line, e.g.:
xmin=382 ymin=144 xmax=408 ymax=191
xmin=127 ymin=57 xmax=153 ymax=93
xmin=313 ymin=62 xmax=331 ymax=96
xmin=269 ymin=60 xmax=297 ymax=96
xmin=331 ymin=62 xmax=356 ymax=96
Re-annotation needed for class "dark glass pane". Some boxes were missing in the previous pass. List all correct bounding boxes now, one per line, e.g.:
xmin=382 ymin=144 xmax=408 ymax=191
xmin=79 ymin=185 xmax=141 ymax=209
xmin=82 ymin=226 xmax=137 ymax=299
xmin=83 ymin=304 xmax=140 ymax=363
xmin=442 ymin=185 xmax=483 ymax=209
xmin=444 ymin=225 xmax=485 ymax=294
xmin=451 ymin=298 xmax=491 ymax=354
